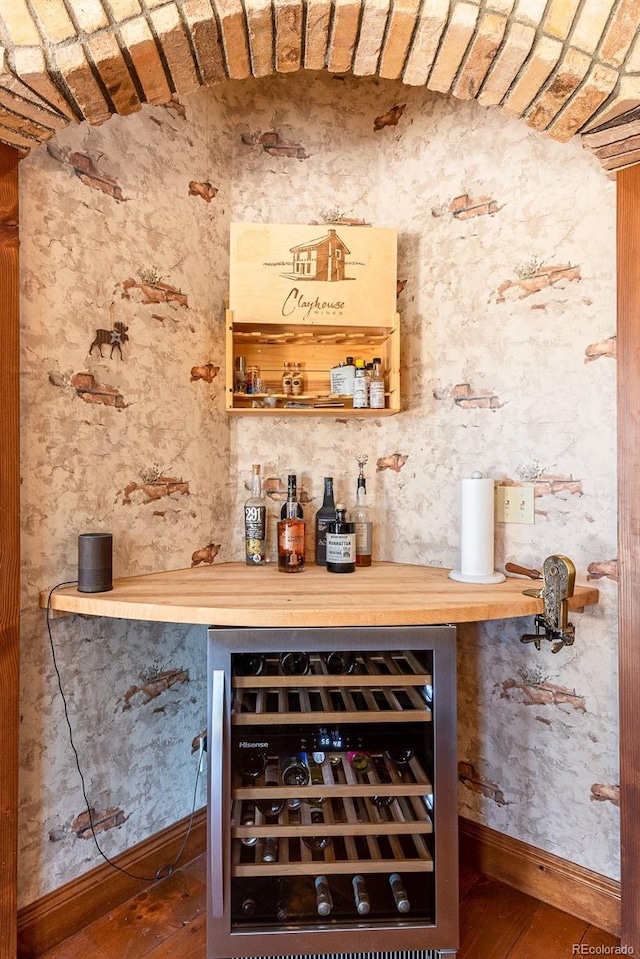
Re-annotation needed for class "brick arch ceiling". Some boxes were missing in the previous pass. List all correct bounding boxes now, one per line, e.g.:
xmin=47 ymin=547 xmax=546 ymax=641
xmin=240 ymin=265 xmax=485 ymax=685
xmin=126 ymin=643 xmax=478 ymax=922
xmin=1 ymin=1 xmax=640 ymax=174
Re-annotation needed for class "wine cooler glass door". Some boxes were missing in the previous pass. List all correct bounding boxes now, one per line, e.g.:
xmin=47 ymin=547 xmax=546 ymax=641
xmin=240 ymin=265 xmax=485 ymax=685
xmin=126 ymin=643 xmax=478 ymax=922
xmin=207 ymin=625 xmax=458 ymax=959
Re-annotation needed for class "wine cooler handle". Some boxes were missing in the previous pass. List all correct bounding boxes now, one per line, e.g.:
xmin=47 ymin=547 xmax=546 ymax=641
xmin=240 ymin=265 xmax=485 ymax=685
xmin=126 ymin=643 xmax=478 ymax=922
xmin=210 ymin=668 xmax=225 ymax=918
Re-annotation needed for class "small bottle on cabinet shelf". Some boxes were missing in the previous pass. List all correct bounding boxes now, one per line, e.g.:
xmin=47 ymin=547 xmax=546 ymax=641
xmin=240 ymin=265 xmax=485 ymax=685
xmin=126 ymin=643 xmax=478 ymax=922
xmin=326 ymin=504 xmax=355 ymax=573
xmin=353 ymin=359 xmax=368 ymax=409
xmin=314 ymin=476 xmax=336 ymax=566
xmin=369 ymin=356 xmax=385 ymax=409
xmin=244 ymin=464 xmax=267 ymax=565
xmin=282 ymin=362 xmax=293 ymax=395
xmin=234 ymin=356 xmax=247 ymax=393
xmin=291 ymin=362 xmax=304 ymax=396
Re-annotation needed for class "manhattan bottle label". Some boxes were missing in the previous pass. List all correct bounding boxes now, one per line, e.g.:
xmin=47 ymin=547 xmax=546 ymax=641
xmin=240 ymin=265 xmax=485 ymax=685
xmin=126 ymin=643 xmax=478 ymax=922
xmin=326 ymin=531 xmax=355 ymax=564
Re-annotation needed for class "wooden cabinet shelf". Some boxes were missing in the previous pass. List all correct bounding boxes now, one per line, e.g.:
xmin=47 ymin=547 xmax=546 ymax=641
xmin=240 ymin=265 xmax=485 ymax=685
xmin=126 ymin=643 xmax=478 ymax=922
xmin=226 ymin=312 xmax=401 ymax=415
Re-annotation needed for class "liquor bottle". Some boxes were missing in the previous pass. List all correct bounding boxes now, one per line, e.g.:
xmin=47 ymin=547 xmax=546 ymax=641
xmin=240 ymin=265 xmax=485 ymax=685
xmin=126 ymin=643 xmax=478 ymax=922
xmin=322 ymin=650 xmax=356 ymax=674
xmin=280 ymin=753 xmax=310 ymax=786
xmin=234 ymin=652 xmax=265 ymax=676
xmin=280 ymin=474 xmax=304 ymax=520
xmin=389 ymin=872 xmax=410 ymax=913
xmin=314 ymin=476 xmax=336 ymax=566
xmin=282 ymin=362 xmax=292 ymax=395
xmin=302 ymin=802 xmax=332 ymax=850
xmin=255 ymin=760 xmax=285 ymax=817
xmin=315 ymin=875 xmax=333 ymax=916
xmin=291 ymin=362 xmax=303 ymax=396
xmin=369 ymin=356 xmax=385 ymax=409
xmin=352 ymin=874 xmax=370 ymax=915
xmin=326 ymin=505 xmax=355 ymax=574
xmin=278 ymin=475 xmax=305 ymax=573
xmin=352 ymin=474 xmax=373 ymax=567
xmin=280 ymin=651 xmax=310 ymax=675
xmin=262 ymin=836 xmax=278 ymax=862
xmin=353 ymin=359 xmax=368 ymax=409
xmin=244 ymin=465 xmax=267 ymax=565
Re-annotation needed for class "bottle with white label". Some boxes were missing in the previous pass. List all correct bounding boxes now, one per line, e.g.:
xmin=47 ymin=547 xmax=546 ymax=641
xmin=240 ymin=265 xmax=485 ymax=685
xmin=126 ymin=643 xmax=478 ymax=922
xmin=369 ymin=356 xmax=385 ymax=409
xmin=326 ymin=504 xmax=355 ymax=573
xmin=353 ymin=359 xmax=368 ymax=409
xmin=352 ymin=473 xmax=372 ymax=567
xmin=244 ymin=464 xmax=266 ymax=565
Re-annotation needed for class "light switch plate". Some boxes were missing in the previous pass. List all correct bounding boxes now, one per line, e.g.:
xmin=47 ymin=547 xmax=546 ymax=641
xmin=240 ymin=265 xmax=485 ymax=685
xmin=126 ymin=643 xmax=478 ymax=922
xmin=496 ymin=485 xmax=535 ymax=524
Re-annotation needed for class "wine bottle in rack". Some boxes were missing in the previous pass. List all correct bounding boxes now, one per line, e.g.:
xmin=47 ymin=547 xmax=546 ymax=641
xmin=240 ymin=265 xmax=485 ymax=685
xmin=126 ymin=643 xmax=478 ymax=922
xmin=322 ymin=650 xmax=356 ymax=674
xmin=261 ymin=836 xmax=278 ymax=863
xmin=302 ymin=802 xmax=332 ymax=850
xmin=276 ymin=879 xmax=290 ymax=922
xmin=280 ymin=651 xmax=310 ymax=675
xmin=372 ymin=756 xmax=395 ymax=808
xmin=239 ymin=750 xmax=267 ymax=784
xmin=306 ymin=756 xmax=326 ymax=803
xmin=315 ymin=875 xmax=333 ymax=916
xmin=347 ymin=750 xmax=370 ymax=774
xmin=352 ymin=874 xmax=370 ymax=915
xmin=241 ymin=896 xmax=257 ymax=917
xmin=240 ymin=802 xmax=259 ymax=846
xmin=389 ymin=873 xmax=410 ymax=913
xmin=234 ymin=653 xmax=265 ymax=676
xmin=384 ymin=748 xmax=414 ymax=765
xmin=255 ymin=760 xmax=285 ymax=817
xmin=280 ymin=753 xmax=310 ymax=786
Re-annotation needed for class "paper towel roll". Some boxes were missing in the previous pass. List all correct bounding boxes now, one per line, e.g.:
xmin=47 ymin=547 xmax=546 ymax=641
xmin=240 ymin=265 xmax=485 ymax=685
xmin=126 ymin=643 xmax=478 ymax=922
xmin=449 ymin=472 xmax=505 ymax=585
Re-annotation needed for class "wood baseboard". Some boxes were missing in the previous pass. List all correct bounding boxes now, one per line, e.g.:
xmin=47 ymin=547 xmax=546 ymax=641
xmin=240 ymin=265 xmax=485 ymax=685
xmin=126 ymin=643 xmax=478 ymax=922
xmin=460 ymin=816 xmax=621 ymax=937
xmin=17 ymin=807 xmax=206 ymax=958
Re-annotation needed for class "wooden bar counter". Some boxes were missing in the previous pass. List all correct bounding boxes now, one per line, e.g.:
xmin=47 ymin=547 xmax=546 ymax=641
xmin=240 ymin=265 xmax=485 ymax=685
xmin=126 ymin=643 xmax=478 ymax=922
xmin=41 ymin=562 xmax=599 ymax=627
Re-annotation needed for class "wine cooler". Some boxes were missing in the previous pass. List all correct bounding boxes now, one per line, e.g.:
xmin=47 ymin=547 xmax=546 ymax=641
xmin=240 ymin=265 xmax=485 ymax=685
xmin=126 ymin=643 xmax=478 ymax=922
xmin=207 ymin=625 xmax=458 ymax=959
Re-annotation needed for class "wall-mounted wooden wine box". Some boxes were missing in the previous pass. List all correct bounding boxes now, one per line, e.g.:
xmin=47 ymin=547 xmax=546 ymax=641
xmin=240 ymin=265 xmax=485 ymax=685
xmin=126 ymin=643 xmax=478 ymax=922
xmin=226 ymin=222 xmax=400 ymax=416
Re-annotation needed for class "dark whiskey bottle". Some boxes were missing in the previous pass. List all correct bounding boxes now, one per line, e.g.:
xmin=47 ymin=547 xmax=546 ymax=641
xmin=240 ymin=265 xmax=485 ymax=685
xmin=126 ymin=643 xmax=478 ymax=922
xmin=326 ymin=505 xmax=355 ymax=573
xmin=314 ymin=476 xmax=336 ymax=566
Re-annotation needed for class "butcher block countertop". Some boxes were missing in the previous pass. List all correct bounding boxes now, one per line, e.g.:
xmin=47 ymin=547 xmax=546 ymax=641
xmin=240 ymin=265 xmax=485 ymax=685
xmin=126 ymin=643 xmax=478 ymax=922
xmin=40 ymin=561 xmax=599 ymax=628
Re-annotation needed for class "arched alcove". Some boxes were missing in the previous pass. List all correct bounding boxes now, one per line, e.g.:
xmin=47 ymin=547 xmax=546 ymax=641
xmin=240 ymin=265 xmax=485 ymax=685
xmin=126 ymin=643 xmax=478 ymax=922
xmin=0 ymin=2 xmax=640 ymax=174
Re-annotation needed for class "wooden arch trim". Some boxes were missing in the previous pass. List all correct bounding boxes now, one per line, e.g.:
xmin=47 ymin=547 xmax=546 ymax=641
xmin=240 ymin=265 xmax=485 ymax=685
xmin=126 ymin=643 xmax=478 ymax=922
xmin=1 ymin=2 xmax=640 ymax=174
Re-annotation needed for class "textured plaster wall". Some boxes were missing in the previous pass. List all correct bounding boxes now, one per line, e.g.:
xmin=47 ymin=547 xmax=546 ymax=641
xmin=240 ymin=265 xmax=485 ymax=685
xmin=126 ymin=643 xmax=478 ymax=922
xmin=224 ymin=73 xmax=619 ymax=878
xmin=18 ymin=68 xmax=618 ymax=907
xmin=19 ymin=92 xmax=231 ymax=906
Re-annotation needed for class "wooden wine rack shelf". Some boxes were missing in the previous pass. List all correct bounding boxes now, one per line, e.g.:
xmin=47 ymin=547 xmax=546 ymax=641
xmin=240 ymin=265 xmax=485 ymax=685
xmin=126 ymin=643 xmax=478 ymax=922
xmin=229 ymin=650 xmax=436 ymax=882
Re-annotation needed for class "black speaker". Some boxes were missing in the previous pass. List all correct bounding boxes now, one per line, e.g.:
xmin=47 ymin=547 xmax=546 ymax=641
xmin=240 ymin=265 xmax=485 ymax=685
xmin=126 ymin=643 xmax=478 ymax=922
xmin=78 ymin=533 xmax=113 ymax=593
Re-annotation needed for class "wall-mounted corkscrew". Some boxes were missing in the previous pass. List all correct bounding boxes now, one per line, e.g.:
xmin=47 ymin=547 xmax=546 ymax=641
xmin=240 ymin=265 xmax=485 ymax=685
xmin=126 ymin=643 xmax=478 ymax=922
xmin=506 ymin=555 xmax=576 ymax=653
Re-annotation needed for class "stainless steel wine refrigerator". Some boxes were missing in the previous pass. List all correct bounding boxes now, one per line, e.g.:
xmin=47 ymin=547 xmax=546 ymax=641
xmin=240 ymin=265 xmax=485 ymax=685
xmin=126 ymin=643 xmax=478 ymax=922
xmin=207 ymin=625 xmax=459 ymax=959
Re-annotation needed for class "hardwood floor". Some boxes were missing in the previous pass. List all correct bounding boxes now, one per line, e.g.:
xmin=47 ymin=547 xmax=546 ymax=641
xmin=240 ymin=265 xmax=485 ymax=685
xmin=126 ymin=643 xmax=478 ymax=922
xmin=38 ymin=851 xmax=620 ymax=959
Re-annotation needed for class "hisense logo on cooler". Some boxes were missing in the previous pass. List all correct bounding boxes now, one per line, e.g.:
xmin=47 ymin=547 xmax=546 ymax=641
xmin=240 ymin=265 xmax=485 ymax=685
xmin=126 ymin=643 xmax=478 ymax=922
xmin=239 ymin=741 xmax=269 ymax=748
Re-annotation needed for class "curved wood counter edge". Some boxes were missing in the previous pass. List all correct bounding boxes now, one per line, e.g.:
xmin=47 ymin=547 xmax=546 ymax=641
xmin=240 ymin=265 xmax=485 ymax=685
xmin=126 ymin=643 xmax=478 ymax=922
xmin=38 ymin=561 xmax=600 ymax=629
